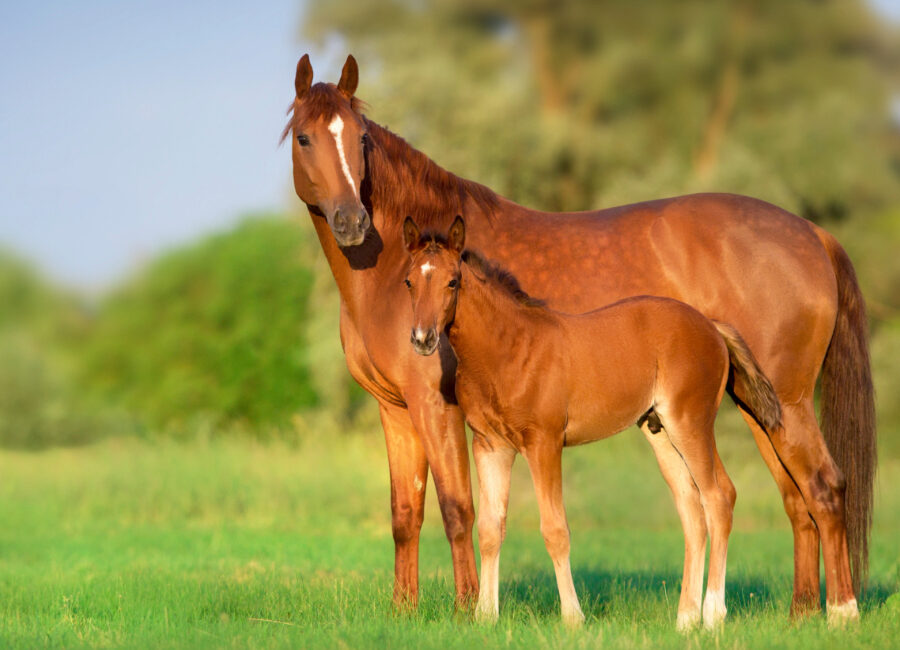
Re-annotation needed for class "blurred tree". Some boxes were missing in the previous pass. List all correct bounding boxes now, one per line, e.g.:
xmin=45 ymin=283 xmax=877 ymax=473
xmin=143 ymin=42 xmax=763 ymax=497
xmin=302 ymin=0 xmax=900 ymax=222
xmin=0 ymin=251 xmax=99 ymax=447
xmin=80 ymin=216 xmax=321 ymax=431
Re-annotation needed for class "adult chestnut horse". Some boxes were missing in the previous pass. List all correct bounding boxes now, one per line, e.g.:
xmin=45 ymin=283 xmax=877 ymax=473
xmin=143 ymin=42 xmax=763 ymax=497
xmin=284 ymin=54 xmax=874 ymax=622
xmin=402 ymin=215 xmax=782 ymax=630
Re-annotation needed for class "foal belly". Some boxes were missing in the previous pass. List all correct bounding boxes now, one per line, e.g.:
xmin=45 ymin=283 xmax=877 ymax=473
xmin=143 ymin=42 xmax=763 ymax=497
xmin=562 ymin=382 xmax=653 ymax=447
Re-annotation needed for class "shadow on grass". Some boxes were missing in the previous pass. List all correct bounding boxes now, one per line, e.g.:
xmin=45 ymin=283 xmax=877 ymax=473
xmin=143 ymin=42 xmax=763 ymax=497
xmin=499 ymin=566 xmax=780 ymax=620
xmin=498 ymin=565 xmax=897 ymax=621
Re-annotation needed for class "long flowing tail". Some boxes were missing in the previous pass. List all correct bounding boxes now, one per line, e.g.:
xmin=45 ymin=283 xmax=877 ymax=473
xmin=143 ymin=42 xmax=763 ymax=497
xmin=815 ymin=227 xmax=876 ymax=593
xmin=712 ymin=321 xmax=782 ymax=432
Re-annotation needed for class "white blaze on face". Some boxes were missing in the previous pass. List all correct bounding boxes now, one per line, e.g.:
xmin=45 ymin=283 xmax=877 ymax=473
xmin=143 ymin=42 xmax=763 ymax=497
xmin=327 ymin=115 xmax=359 ymax=198
xmin=420 ymin=261 xmax=435 ymax=276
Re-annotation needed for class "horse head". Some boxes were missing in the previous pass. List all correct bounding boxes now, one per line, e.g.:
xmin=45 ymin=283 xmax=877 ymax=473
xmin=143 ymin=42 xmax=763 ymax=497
xmin=287 ymin=54 xmax=371 ymax=247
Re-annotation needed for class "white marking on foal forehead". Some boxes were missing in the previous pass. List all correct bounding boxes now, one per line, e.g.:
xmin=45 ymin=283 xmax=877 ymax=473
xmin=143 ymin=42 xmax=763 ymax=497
xmin=327 ymin=115 xmax=359 ymax=198
xmin=420 ymin=261 xmax=435 ymax=275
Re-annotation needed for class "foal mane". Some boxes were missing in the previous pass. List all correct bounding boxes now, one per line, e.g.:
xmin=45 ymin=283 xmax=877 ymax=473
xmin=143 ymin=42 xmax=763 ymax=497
xmin=282 ymin=83 xmax=499 ymax=232
xmin=460 ymin=250 xmax=545 ymax=309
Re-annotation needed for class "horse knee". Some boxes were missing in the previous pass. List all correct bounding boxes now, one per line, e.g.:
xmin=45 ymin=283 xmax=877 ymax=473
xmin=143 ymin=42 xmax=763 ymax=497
xmin=392 ymin=502 xmax=424 ymax=545
xmin=440 ymin=498 xmax=475 ymax=544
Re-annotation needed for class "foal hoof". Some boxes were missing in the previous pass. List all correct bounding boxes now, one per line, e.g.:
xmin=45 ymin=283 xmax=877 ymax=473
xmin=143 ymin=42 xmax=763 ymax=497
xmin=474 ymin=603 xmax=499 ymax=625
xmin=562 ymin=608 xmax=585 ymax=628
xmin=702 ymin=591 xmax=727 ymax=629
xmin=827 ymin=599 xmax=859 ymax=627
xmin=676 ymin=610 xmax=701 ymax=633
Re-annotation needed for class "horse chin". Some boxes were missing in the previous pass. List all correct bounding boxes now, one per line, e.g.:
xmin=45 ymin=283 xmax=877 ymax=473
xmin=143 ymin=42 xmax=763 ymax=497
xmin=333 ymin=229 xmax=368 ymax=248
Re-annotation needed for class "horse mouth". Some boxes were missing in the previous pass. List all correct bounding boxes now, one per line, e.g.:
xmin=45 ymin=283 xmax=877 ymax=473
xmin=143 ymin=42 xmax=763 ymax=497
xmin=334 ymin=229 xmax=368 ymax=247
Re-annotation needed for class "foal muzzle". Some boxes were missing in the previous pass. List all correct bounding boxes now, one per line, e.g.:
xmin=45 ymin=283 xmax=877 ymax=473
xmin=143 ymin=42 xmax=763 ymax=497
xmin=411 ymin=327 xmax=439 ymax=356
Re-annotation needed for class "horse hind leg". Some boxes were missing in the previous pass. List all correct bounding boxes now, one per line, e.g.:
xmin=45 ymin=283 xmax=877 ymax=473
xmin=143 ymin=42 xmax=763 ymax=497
xmin=767 ymin=400 xmax=858 ymax=624
xmin=737 ymin=404 xmax=822 ymax=617
xmin=640 ymin=420 xmax=707 ymax=632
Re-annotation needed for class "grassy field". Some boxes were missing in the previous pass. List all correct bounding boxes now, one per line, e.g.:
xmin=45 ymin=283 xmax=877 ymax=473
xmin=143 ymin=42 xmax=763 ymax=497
xmin=0 ymin=405 xmax=898 ymax=648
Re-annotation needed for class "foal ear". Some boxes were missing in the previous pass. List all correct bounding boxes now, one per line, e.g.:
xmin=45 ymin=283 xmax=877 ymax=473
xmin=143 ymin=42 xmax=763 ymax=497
xmin=402 ymin=217 xmax=421 ymax=252
xmin=448 ymin=215 xmax=466 ymax=253
xmin=337 ymin=54 xmax=359 ymax=98
xmin=295 ymin=54 xmax=313 ymax=99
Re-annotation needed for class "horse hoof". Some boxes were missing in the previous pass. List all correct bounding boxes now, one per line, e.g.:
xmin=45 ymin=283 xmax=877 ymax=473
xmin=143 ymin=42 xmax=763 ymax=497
xmin=827 ymin=599 xmax=859 ymax=627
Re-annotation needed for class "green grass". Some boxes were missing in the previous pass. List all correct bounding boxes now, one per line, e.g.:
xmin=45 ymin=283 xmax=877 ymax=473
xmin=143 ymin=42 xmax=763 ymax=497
xmin=0 ymin=407 xmax=898 ymax=648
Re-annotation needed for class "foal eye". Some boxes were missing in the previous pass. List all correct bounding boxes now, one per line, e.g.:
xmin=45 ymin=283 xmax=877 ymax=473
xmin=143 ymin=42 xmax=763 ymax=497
xmin=297 ymin=134 xmax=310 ymax=147
xmin=404 ymin=279 xmax=411 ymax=288
xmin=448 ymin=279 xmax=458 ymax=288
xmin=361 ymin=133 xmax=369 ymax=145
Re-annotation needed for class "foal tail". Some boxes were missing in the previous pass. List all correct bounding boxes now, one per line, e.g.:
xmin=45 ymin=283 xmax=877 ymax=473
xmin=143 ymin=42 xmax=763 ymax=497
xmin=815 ymin=226 xmax=876 ymax=592
xmin=712 ymin=321 xmax=782 ymax=432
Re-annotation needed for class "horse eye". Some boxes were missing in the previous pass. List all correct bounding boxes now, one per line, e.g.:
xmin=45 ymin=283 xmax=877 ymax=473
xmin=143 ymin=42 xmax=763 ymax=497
xmin=361 ymin=133 xmax=369 ymax=145
xmin=448 ymin=279 xmax=458 ymax=288
xmin=297 ymin=134 xmax=310 ymax=147
xmin=404 ymin=278 xmax=411 ymax=288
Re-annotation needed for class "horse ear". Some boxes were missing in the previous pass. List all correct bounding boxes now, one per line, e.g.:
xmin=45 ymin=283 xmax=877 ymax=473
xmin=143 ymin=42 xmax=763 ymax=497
xmin=337 ymin=55 xmax=359 ymax=98
xmin=448 ymin=216 xmax=466 ymax=253
xmin=295 ymin=54 xmax=313 ymax=99
xmin=403 ymin=217 xmax=421 ymax=252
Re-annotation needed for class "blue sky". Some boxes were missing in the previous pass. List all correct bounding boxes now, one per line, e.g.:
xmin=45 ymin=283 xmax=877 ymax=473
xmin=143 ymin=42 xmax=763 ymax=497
xmin=0 ymin=0 xmax=898 ymax=290
xmin=0 ymin=0 xmax=313 ymax=289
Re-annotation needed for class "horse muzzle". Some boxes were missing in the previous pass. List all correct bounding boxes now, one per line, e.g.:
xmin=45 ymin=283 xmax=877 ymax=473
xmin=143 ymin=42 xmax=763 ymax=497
xmin=329 ymin=206 xmax=370 ymax=247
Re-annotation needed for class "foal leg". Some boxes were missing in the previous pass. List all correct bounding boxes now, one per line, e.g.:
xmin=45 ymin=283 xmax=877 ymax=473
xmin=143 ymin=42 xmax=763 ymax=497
xmin=522 ymin=441 xmax=585 ymax=627
xmin=640 ymin=423 xmax=707 ymax=631
xmin=703 ymin=451 xmax=736 ymax=629
xmin=473 ymin=435 xmax=516 ymax=623
xmin=660 ymin=417 xmax=735 ymax=630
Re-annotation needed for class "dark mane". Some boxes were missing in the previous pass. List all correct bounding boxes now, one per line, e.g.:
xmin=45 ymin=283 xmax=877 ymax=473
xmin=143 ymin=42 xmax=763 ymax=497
xmin=282 ymin=85 xmax=499 ymax=231
xmin=365 ymin=121 xmax=499 ymax=232
xmin=461 ymin=250 xmax=545 ymax=308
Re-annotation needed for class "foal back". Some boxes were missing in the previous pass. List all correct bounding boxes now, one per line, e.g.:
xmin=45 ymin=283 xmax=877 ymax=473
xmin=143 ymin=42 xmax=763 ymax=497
xmin=559 ymin=295 xmax=730 ymax=447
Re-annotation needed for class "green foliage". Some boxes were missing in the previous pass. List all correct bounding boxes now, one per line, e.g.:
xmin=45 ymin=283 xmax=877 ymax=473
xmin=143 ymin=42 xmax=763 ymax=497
xmin=0 ymin=251 xmax=100 ymax=448
xmin=304 ymin=0 xmax=900 ymax=221
xmin=79 ymin=216 xmax=321 ymax=431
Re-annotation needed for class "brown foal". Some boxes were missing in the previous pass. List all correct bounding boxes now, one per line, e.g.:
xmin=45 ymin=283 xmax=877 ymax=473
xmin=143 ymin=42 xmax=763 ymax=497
xmin=402 ymin=216 xmax=782 ymax=629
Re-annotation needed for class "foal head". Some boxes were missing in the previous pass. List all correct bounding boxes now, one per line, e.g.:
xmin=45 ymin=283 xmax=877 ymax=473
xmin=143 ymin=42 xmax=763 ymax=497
xmin=286 ymin=54 xmax=371 ymax=247
xmin=403 ymin=216 xmax=466 ymax=356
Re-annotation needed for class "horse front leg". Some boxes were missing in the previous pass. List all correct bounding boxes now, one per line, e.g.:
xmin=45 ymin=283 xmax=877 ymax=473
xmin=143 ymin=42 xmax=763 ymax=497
xmin=406 ymin=391 xmax=479 ymax=608
xmin=380 ymin=403 xmax=429 ymax=609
